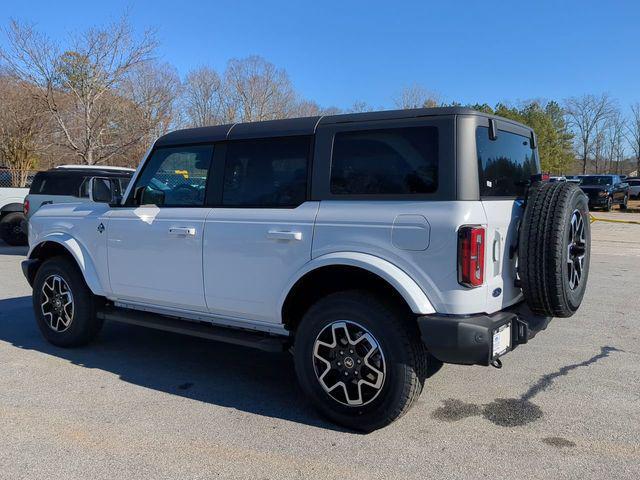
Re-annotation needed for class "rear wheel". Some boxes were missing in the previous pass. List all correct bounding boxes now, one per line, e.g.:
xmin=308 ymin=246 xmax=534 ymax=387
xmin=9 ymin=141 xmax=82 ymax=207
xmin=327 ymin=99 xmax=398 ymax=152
xmin=294 ymin=290 xmax=427 ymax=432
xmin=32 ymin=256 xmax=104 ymax=347
xmin=620 ymin=195 xmax=628 ymax=210
xmin=0 ymin=212 xmax=27 ymax=246
xmin=519 ymin=182 xmax=591 ymax=317
xmin=604 ymin=196 xmax=613 ymax=211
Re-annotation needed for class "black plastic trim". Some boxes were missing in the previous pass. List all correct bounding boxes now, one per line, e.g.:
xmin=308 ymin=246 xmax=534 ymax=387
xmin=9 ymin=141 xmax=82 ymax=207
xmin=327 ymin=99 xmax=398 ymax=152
xmin=98 ymin=306 xmax=288 ymax=352
xmin=417 ymin=302 xmax=551 ymax=366
xmin=21 ymin=258 xmax=40 ymax=286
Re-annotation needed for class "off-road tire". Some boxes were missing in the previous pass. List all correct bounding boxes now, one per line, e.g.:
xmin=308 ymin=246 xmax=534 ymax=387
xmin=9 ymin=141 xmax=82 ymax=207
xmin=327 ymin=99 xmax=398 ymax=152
xmin=32 ymin=256 xmax=104 ymax=347
xmin=519 ymin=182 xmax=590 ymax=317
xmin=620 ymin=195 xmax=628 ymax=210
xmin=0 ymin=212 xmax=27 ymax=246
xmin=294 ymin=290 xmax=428 ymax=432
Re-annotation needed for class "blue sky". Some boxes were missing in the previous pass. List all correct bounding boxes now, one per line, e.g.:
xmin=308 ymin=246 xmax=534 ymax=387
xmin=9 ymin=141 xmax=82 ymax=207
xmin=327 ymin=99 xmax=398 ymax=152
xmin=2 ymin=0 xmax=639 ymax=110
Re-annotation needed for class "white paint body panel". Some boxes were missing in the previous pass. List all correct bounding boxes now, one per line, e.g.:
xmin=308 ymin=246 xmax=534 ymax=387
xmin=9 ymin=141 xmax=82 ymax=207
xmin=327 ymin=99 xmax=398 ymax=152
xmin=25 ymin=193 xmax=90 ymax=220
xmin=0 ymin=187 xmax=28 ymax=209
xmin=28 ymin=196 xmax=522 ymax=333
xmin=27 ymin=202 xmax=111 ymax=295
xmin=107 ymin=206 xmax=210 ymax=311
xmin=313 ymin=200 xmax=499 ymax=315
xmin=203 ymin=202 xmax=319 ymax=323
xmin=481 ymin=199 xmax=524 ymax=312
xmin=280 ymin=251 xmax=436 ymax=315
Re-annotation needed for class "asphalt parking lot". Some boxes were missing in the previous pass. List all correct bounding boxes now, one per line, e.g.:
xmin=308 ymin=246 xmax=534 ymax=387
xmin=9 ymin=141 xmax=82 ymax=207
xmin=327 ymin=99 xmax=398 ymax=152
xmin=1 ymin=212 xmax=639 ymax=480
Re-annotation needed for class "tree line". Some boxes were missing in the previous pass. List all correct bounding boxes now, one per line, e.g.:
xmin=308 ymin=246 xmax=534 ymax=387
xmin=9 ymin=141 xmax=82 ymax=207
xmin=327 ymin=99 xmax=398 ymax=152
xmin=1 ymin=18 xmax=639 ymax=186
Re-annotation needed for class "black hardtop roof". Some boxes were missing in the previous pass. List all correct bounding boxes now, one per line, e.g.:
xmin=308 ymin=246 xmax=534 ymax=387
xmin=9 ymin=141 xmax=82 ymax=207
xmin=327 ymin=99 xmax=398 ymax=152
xmin=155 ymin=107 xmax=533 ymax=147
xmin=39 ymin=168 xmax=134 ymax=177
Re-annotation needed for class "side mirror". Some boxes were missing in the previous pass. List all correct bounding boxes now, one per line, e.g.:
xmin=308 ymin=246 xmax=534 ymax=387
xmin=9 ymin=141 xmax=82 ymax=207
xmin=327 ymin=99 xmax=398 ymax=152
xmin=134 ymin=185 xmax=165 ymax=206
xmin=88 ymin=177 xmax=117 ymax=204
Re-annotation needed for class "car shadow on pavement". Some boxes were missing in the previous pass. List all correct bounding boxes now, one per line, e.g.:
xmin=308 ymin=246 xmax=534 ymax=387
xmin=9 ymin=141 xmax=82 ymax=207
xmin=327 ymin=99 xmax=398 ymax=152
xmin=0 ymin=295 xmax=347 ymax=432
xmin=0 ymin=243 xmax=28 ymax=256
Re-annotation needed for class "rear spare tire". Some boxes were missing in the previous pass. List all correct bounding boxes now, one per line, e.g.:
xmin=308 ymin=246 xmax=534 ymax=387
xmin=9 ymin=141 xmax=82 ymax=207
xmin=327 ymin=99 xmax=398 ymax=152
xmin=518 ymin=181 xmax=590 ymax=317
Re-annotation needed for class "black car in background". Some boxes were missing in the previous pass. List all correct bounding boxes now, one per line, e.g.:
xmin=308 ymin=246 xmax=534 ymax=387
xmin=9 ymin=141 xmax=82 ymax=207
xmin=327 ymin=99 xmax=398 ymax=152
xmin=579 ymin=175 xmax=629 ymax=211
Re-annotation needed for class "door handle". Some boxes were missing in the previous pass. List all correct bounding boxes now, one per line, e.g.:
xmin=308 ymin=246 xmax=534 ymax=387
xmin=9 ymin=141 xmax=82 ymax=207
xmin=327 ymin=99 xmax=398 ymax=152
xmin=266 ymin=230 xmax=302 ymax=241
xmin=168 ymin=227 xmax=196 ymax=236
xmin=493 ymin=236 xmax=501 ymax=262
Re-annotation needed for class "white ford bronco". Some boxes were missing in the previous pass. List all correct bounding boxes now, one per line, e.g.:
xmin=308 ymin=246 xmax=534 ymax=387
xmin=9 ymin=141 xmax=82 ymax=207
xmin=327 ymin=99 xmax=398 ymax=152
xmin=23 ymin=107 xmax=590 ymax=431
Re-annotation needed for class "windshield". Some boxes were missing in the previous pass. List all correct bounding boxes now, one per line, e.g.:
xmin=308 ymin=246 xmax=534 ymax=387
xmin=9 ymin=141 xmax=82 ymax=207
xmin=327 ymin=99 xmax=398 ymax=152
xmin=580 ymin=176 xmax=613 ymax=186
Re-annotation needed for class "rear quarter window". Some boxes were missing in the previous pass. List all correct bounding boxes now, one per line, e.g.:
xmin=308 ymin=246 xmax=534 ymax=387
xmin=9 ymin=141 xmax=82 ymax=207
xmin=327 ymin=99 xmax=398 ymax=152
xmin=28 ymin=173 xmax=83 ymax=196
xmin=476 ymin=127 xmax=539 ymax=198
xmin=330 ymin=126 xmax=438 ymax=195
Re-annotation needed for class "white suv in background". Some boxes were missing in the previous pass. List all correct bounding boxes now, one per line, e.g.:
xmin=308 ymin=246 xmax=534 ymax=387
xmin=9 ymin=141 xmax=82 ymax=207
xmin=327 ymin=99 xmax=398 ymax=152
xmin=23 ymin=165 xmax=134 ymax=223
xmin=22 ymin=107 xmax=591 ymax=431
xmin=627 ymin=179 xmax=640 ymax=199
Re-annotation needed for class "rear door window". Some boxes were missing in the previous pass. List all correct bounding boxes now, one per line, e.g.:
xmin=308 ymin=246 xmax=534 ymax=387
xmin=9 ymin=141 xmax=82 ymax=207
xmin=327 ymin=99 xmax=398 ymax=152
xmin=330 ymin=127 xmax=438 ymax=195
xmin=476 ymin=127 xmax=539 ymax=197
xmin=222 ymin=136 xmax=310 ymax=207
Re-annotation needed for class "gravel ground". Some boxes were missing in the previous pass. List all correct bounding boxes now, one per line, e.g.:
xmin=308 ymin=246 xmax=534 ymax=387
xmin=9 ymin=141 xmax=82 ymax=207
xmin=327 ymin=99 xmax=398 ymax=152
xmin=1 ymin=213 xmax=639 ymax=480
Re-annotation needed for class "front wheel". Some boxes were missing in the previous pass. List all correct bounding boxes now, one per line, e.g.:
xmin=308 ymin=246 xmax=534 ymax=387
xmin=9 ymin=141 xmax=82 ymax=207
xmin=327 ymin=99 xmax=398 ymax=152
xmin=32 ymin=256 xmax=104 ymax=347
xmin=294 ymin=291 xmax=428 ymax=432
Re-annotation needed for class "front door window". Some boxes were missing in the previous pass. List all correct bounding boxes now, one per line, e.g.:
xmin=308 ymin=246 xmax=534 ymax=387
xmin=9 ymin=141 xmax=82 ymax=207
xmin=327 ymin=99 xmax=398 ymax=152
xmin=130 ymin=145 xmax=213 ymax=207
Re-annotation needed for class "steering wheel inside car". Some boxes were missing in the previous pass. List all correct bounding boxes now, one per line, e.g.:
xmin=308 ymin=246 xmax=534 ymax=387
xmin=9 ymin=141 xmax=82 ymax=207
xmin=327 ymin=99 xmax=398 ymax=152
xmin=172 ymin=184 xmax=202 ymax=204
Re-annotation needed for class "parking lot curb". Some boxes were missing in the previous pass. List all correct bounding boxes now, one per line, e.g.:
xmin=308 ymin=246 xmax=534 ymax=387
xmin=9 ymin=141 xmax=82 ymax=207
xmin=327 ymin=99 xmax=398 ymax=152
xmin=589 ymin=214 xmax=640 ymax=225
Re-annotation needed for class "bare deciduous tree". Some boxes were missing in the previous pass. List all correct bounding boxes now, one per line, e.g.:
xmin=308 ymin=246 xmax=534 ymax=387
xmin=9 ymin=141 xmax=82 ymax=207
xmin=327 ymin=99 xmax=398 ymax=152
xmin=348 ymin=100 xmax=372 ymax=113
xmin=1 ymin=18 xmax=158 ymax=165
xmin=123 ymin=61 xmax=181 ymax=139
xmin=604 ymin=111 xmax=626 ymax=174
xmin=393 ymin=84 xmax=440 ymax=109
xmin=224 ymin=55 xmax=297 ymax=122
xmin=182 ymin=66 xmax=227 ymax=127
xmin=564 ymin=94 xmax=616 ymax=174
xmin=0 ymin=74 xmax=49 ymax=185
xmin=627 ymin=103 xmax=640 ymax=174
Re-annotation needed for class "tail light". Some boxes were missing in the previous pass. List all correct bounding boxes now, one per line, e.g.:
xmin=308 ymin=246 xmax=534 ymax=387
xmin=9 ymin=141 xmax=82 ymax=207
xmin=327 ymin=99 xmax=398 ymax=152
xmin=23 ymin=199 xmax=29 ymax=216
xmin=458 ymin=225 xmax=485 ymax=288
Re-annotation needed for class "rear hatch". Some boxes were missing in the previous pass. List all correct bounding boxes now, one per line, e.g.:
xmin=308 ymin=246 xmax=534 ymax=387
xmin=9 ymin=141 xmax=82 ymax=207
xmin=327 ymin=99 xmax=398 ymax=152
xmin=475 ymin=123 xmax=539 ymax=313
xmin=481 ymin=199 xmax=524 ymax=312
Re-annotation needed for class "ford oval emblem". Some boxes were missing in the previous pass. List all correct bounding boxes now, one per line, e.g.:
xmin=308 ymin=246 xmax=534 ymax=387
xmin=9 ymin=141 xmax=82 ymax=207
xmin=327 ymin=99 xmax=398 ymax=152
xmin=492 ymin=288 xmax=502 ymax=298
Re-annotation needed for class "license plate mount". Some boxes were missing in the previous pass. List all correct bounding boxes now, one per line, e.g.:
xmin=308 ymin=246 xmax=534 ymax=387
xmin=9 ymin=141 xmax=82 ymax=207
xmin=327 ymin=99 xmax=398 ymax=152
xmin=492 ymin=322 xmax=512 ymax=358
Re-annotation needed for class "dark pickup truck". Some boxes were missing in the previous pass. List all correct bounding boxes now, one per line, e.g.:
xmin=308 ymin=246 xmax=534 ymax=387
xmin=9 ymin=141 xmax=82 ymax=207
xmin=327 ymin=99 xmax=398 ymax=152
xmin=579 ymin=175 xmax=629 ymax=211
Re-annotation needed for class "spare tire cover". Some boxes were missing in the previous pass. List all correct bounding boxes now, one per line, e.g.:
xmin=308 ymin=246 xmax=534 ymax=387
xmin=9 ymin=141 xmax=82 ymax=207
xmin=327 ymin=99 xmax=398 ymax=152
xmin=518 ymin=181 xmax=591 ymax=317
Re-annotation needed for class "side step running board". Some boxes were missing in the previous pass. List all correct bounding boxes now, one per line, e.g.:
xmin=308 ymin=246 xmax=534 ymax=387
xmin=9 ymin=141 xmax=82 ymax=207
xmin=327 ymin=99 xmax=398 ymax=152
xmin=97 ymin=307 xmax=289 ymax=352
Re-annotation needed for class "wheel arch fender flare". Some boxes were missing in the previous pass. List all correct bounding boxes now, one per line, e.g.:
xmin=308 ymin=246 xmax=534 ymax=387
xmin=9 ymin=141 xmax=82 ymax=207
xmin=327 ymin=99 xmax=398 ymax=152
xmin=279 ymin=251 xmax=436 ymax=319
xmin=0 ymin=202 xmax=24 ymax=214
xmin=28 ymin=233 xmax=105 ymax=296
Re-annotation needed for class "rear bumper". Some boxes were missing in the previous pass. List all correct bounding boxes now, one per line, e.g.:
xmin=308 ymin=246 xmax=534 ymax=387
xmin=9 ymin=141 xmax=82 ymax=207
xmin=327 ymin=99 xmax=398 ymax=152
xmin=417 ymin=302 xmax=551 ymax=366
